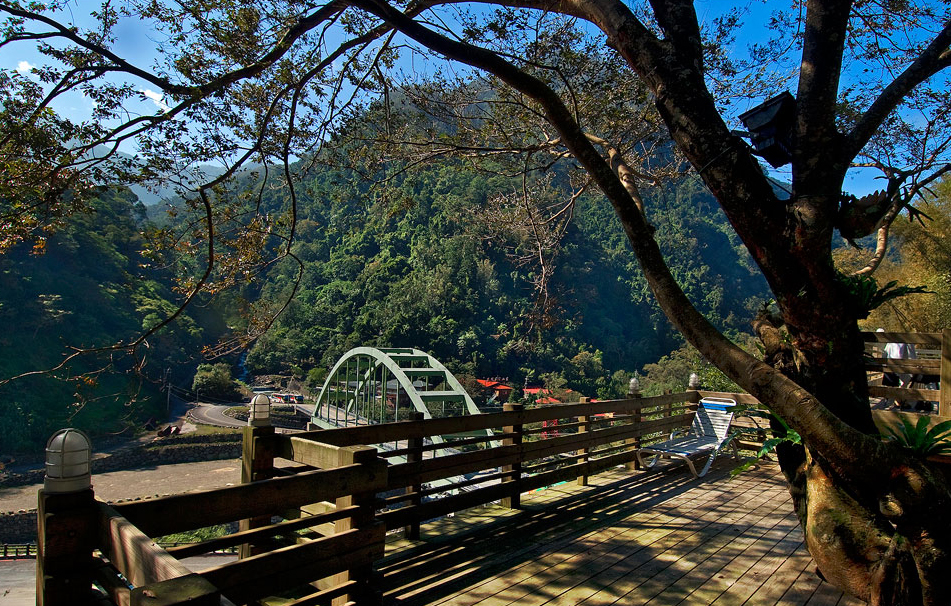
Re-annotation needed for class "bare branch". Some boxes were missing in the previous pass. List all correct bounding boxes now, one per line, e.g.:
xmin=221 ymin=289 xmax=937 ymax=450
xmin=844 ymin=20 xmax=951 ymax=161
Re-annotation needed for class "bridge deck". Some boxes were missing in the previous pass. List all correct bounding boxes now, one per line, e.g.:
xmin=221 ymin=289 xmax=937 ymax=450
xmin=379 ymin=459 xmax=868 ymax=606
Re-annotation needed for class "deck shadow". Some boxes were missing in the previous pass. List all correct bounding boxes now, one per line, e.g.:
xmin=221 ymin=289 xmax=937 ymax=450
xmin=378 ymin=459 xmax=782 ymax=605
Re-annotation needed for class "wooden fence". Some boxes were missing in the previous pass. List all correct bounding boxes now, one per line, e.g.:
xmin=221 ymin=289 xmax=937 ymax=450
xmin=35 ymin=332 xmax=950 ymax=604
xmin=863 ymin=329 xmax=951 ymax=418
xmin=0 ymin=543 xmax=37 ymax=558
xmin=37 ymin=392 xmax=704 ymax=606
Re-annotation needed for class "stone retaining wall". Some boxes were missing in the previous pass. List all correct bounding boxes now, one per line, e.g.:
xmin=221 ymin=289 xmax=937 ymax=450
xmin=0 ymin=435 xmax=242 ymax=488
xmin=0 ymin=436 xmax=244 ymax=543
xmin=0 ymin=510 xmax=37 ymax=544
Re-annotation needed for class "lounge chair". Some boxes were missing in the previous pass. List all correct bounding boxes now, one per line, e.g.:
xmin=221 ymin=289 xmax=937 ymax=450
xmin=636 ymin=397 xmax=739 ymax=478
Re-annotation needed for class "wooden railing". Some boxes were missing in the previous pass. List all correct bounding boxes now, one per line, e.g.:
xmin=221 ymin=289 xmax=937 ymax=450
xmin=863 ymin=330 xmax=951 ymax=418
xmin=37 ymin=334 xmax=950 ymax=605
xmin=38 ymin=434 xmax=388 ymax=606
xmin=37 ymin=392 xmax=704 ymax=606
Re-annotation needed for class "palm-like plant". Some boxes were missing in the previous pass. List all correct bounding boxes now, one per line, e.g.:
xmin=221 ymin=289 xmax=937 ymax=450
xmin=883 ymin=416 xmax=951 ymax=456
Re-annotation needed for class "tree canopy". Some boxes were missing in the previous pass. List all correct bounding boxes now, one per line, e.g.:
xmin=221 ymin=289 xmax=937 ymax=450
xmin=3 ymin=1 xmax=951 ymax=603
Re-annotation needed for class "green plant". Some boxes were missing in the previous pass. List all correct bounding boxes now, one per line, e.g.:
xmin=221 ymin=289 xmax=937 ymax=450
xmin=883 ymin=416 xmax=951 ymax=456
xmin=157 ymin=524 xmax=230 ymax=545
xmin=837 ymin=274 xmax=931 ymax=319
xmin=725 ymin=405 xmax=801 ymax=477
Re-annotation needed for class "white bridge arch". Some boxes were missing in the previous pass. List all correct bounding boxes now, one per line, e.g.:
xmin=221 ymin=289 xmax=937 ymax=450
xmin=311 ymin=347 xmax=482 ymax=432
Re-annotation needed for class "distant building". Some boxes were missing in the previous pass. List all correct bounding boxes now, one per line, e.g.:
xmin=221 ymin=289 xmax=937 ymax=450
xmin=476 ymin=379 xmax=513 ymax=403
xmin=523 ymin=386 xmax=578 ymax=404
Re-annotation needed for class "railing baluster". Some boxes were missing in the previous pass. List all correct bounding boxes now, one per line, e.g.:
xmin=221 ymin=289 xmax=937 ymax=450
xmin=941 ymin=328 xmax=951 ymax=418
xmin=332 ymin=446 xmax=384 ymax=606
xmin=501 ymin=403 xmax=524 ymax=509
xmin=577 ymin=412 xmax=590 ymax=486
xmin=404 ymin=412 xmax=425 ymax=540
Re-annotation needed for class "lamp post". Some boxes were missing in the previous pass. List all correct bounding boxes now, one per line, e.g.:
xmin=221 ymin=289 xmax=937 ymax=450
xmin=44 ymin=428 xmax=91 ymax=494
xmin=38 ymin=429 xmax=96 ymax=604
xmin=737 ymin=92 xmax=796 ymax=168
xmin=241 ymin=394 xmax=275 ymax=558
xmin=689 ymin=372 xmax=701 ymax=391
xmin=628 ymin=374 xmax=641 ymax=398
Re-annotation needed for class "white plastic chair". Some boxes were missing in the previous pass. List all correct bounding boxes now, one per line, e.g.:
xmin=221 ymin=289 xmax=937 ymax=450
xmin=636 ymin=397 xmax=739 ymax=478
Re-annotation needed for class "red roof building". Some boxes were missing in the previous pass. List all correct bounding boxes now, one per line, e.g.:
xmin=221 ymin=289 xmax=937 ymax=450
xmin=476 ymin=379 xmax=513 ymax=403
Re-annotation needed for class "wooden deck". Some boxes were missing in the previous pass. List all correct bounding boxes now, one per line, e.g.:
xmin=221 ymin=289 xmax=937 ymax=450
xmin=379 ymin=460 xmax=868 ymax=606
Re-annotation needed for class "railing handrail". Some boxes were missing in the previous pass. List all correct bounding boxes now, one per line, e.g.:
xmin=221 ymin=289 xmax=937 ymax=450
xmin=288 ymin=391 xmax=696 ymax=447
xmin=862 ymin=330 xmax=944 ymax=345
xmin=112 ymin=459 xmax=386 ymax=537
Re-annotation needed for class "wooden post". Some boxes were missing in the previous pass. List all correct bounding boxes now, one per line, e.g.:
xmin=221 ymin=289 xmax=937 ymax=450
xmin=239 ymin=423 xmax=275 ymax=559
xmin=501 ymin=402 xmax=523 ymax=509
xmin=404 ymin=412 xmax=425 ymax=539
xmin=37 ymin=489 xmax=98 ymax=605
xmin=38 ymin=429 xmax=98 ymax=606
xmin=626 ymin=380 xmax=642 ymax=471
xmin=941 ymin=328 xmax=951 ymax=418
xmin=332 ymin=446 xmax=384 ymax=606
xmin=577 ymin=412 xmax=590 ymax=486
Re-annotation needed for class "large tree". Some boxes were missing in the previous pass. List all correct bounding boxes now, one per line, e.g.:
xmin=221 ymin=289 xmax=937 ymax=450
xmin=3 ymin=1 xmax=951 ymax=603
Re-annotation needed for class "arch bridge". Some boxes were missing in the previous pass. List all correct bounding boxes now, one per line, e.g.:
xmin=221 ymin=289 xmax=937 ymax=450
xmin=312 ymin=347 xmax=483 ymax=437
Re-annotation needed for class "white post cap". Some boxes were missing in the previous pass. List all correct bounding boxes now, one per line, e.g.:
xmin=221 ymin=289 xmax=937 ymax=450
xmin=249 ymin=394 xmax=271 ymax=427
xmin=44 ymin=428 xmax=91 ymax=493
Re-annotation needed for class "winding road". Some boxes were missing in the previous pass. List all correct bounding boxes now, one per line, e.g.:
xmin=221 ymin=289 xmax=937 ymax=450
xmin=187 ymin=402 xmax=247 ymax=428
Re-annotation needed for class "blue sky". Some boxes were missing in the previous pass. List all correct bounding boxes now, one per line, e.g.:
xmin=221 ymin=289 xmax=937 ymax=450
xmin=3 ymin=1 xmax=941 ymax=197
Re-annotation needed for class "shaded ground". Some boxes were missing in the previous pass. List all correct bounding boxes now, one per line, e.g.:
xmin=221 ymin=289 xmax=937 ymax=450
xmin=379 ymin=460 xmax=868 ymax=606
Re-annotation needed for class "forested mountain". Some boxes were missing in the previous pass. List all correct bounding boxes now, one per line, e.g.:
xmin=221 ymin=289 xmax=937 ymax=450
xmin=243 ymin=158 xmax=770 ymax=396
xmin=0 ymin=188 xmax=227 ymax=452
xmin=0 ymin=153 xmax=770 ymax=453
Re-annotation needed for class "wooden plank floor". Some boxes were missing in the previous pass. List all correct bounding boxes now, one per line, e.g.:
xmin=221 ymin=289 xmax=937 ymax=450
xmin=378 ymin=460 xmax=868 ymax=606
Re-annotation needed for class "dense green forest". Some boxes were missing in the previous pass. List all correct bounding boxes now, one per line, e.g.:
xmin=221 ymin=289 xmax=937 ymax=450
xmin=242 ymin=159 xmax=770 ymax=393
xmin=0 ymin=188 xmax=228 ymax=452
xmin=0 ymin=155 xmax=771 ymax=453
xmin=6 ymin=139 xmax=951 ymax=456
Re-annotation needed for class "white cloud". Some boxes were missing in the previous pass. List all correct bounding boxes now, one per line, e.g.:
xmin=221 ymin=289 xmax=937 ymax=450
xmin=141 ymin=88 xmax=171 ymax=113
xmin=16 ymin=60 xmax=35 ymax=74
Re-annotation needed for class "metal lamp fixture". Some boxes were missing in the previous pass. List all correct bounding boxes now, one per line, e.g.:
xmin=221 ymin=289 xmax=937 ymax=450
xmin=44 ymin=428 xmax=92 ymax=493
xmin=628 ymin=375 xmax=641 ymax=395
xmin=249 ymin=394 xmax=272 ymax=427
xmin=737 ymin=92 xmax=796 ymax=168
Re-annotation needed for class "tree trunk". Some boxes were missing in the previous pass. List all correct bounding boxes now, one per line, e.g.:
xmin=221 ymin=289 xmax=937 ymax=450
xmin=760 ymin=277 xmax=951 ymax=605
xmin=364 ymin=9 xmax=951 ymax=602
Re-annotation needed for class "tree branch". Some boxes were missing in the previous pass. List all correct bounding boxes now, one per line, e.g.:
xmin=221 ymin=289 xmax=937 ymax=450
xmin=646 ymin=0 xmax=703 ymax=71
xmin=844 ymin=20 xmax=951 ymax=161
xmin=345 ymin=0 xmax=898 ymax=495
xmin=794 ymin=0 xmax=852 ymax=182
